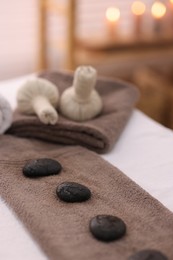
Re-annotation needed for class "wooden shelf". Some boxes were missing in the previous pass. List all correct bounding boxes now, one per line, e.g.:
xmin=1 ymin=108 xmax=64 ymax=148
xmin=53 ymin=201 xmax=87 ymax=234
xmin=75 ymin=44 xmax=173 ymax=79
xmin=77 ymin=35 xmax=173 ymax=52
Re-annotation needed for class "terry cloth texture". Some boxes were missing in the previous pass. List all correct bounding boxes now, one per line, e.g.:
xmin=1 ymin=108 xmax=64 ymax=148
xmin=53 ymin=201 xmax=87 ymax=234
xmin=0 ymin=135 xmax=173 ymax=260
xmin=7 ymin=71 xmax=139 ymax=153
xmin=0 ymin=94 xmax=12 ymax=134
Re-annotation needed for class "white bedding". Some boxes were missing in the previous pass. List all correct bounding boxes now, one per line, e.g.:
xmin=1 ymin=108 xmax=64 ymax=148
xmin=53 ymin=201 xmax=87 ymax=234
xmin=0 ymin=76 xmax=173 ymax=260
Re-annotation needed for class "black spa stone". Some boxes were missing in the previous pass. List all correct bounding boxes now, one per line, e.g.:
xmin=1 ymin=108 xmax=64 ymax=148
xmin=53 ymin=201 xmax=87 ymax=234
xmin=56 ymin=182 xmax=91 ymax=202
xmin=23 ymin=158 xmax=62 ymax=178
xmin=89 ymin=215 xmax=126 ymax=242
xmin=128 ymin=249 xmax=168 ymax=260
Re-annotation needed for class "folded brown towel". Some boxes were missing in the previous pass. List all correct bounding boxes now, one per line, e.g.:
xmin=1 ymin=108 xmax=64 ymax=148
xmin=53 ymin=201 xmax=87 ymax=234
xmin=7 ymin=71 xmax=139 ymax=153
xmin=0 ymin=135 xmax=172 ymax=260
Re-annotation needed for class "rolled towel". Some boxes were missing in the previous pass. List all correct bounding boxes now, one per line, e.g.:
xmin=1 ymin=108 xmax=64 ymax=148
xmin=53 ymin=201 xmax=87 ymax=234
xmin=0 ymin=95 xmax=12 ymax=134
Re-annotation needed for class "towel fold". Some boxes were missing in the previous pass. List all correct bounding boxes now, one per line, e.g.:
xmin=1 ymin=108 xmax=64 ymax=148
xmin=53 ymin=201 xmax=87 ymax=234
xmin=0 ymin=135 xmax=173 ymax=260
xmin=7 ymin=71 xmax=139 ymax=153
xmin=0 ymin=95 xmax=12 ymax=134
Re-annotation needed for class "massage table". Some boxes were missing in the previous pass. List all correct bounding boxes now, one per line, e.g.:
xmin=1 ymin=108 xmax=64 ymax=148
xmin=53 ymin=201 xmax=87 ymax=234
xmin=0 ymin=75 xmax=173 ymax=260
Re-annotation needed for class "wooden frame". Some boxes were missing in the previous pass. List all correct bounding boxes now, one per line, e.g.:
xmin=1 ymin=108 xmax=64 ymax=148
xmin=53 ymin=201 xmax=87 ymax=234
xmin=38 ymin=0 xmax=76 ymax=71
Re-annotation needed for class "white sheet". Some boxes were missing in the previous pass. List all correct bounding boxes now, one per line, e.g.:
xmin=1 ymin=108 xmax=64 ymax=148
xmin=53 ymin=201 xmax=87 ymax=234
xmin=0 ymin=75 xmax=173 ymax=260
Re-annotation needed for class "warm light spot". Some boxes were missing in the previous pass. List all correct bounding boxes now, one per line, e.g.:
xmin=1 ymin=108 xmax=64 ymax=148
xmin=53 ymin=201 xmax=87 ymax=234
xmin=151 ymin=2 xmax=166 ymax=19
xmin=131 ymin=1 xmax=146 ymax=16
xmin=106 ymin=7 xmax=120 ymax=22
xmin=170 ymin=0 xmax=173 ymax=4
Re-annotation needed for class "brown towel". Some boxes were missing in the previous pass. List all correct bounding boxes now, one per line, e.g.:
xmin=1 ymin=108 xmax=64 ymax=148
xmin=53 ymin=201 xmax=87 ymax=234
xmin=0 ymin=135 xmax=173 ymax=260
xmin=7 ymin=71 xmax=139 ymax=153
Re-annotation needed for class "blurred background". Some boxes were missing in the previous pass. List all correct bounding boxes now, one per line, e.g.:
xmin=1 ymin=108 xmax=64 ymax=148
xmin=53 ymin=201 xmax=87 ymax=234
xmin=1 ymin=0 xmax=173 ymax=128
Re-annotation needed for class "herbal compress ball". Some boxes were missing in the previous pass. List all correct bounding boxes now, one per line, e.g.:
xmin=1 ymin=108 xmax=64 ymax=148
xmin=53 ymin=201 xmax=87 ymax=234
xmin=17 ymin=78 xmax=59 ymax=125
xmin=60 ymin=66 xmax=103 ymax=122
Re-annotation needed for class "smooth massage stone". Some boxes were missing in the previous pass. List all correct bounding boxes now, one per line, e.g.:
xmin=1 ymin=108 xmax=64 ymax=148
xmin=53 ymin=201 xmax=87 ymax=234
xmin=89 ymin=215 xmax=126 ymax=242
xmin=128 ymin=249 xmax=168 ymax=260
xmin=56 ymin=182 xmax=91 ymax=202
xmin=23 ymin=158 xmax=62 ymax=178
